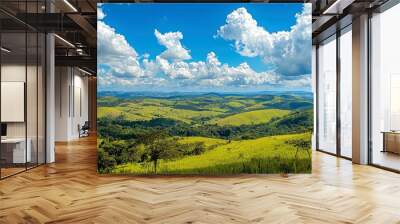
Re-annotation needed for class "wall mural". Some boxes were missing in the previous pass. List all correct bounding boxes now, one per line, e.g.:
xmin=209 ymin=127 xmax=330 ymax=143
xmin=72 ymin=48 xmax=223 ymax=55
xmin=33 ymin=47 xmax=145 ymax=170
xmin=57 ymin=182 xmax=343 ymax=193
xmin=97 ymin=3 xmax=313 ymax=175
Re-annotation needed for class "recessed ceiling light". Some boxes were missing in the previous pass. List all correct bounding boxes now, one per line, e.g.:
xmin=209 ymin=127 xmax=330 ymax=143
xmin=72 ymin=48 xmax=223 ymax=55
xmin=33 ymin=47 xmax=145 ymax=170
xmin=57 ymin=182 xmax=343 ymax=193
xmin=54 ymin=34 xmax=75 ymax=48
xmin=78 ymin=67 xmax=93 ymax=76
xmin=1 ymin=47 xmax=11 ymax=53
xmin=63 ymin=0 xmax=78 ymax=12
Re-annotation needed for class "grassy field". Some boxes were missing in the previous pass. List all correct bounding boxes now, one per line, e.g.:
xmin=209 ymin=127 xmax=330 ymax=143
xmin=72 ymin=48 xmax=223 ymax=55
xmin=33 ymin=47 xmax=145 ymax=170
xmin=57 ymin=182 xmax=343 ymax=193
xmin=209 ymin=109 xmax=290 ymax=126
xmin=177 ymin=136 xmax=228 ymax=147
xmin=111 ymin=133 xmax=311 ymax=175
xmin=98 ymin=104 xmax=222 ymax=123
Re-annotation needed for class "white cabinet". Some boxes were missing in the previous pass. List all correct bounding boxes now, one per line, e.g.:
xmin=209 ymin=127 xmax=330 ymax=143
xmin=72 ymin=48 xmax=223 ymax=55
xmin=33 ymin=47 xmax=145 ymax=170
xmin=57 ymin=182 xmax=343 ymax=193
xmin=1 ymin=138 xmax=32 ymax=163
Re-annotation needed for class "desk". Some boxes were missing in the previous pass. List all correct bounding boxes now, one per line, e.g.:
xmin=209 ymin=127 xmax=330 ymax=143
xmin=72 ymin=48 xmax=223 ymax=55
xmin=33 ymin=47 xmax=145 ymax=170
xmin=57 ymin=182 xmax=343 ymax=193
xmin=382 ymin=131 xmax=400 ymax=154
xmin=1 ymin=138 xmax=31 ymax=164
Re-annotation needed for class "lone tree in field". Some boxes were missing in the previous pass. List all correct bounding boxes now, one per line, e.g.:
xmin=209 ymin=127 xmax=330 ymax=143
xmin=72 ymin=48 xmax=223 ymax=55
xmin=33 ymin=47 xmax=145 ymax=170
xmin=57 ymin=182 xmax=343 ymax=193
xmin=193 ymin=142 xmax=206 ymax=155
xmin=147 ymin=138 xmax=182 ymax=173
xmin=286 ymin=138 xmax=312 ymax=172
xmin=219 ymin=128 xmax=232 ymax=141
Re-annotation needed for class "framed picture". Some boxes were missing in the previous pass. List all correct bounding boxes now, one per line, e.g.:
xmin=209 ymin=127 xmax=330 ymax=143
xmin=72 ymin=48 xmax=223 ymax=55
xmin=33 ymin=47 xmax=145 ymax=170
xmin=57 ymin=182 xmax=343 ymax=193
xmin=97 ymin=3 xmax=312 ymax=175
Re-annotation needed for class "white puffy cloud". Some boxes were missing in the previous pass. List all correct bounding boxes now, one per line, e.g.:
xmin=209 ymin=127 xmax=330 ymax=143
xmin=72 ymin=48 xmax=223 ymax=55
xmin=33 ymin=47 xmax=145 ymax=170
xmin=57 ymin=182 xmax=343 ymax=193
xmin=151 ymin=30 xmax=278 ymax=85
xmin=97 ymin=21 xmax=143 ymax=78
xmin=98 ymin=67 xmax=166 ymax=91
xmin=154 ymin=29 xmax=191 ymax=61
xmin=156 ymin=56 xmax=194 ymax=79
xmin=216 ymin=4 xmax=311 ymax=76
xmin=98 ymin=27 xmax=279 ymax=90
xmin=204 ymin=53 xmax=278 ymax=87
xmin=97 ymin=6 xmax=106 ymax=20
xmin=153 ymin=50 xmax=278 ymax=87
xmin=98 ymin=6 xmax=311 ymax=91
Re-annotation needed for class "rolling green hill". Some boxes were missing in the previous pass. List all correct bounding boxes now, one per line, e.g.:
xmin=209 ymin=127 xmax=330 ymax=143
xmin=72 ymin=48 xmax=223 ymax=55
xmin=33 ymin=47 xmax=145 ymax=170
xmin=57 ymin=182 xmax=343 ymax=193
xmin=98 ymin=93 xmax=313 ymax=121
xmin=177 ymin=136 xmax=228 ymax=147
xmin=98 ymin=104 xmax=222 ymax=123
xmin=209 ymin=109 xmax=291 ymax=126
xmin=97 ymin=92 xmax=313 ymax=175
xmin=111 ymin=133 xmax=311 ymax=175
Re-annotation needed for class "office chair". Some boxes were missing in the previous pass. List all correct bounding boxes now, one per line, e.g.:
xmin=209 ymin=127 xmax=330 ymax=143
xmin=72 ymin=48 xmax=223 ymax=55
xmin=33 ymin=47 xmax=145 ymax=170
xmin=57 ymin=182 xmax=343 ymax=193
xmin=79 ymin=121 xmax=90 ymax=138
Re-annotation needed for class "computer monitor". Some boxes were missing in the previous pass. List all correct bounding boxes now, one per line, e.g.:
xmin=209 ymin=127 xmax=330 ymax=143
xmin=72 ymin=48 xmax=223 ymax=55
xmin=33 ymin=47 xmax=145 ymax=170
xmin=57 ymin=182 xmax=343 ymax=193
xmin=1 ymin=123 xmax=7 ymax=137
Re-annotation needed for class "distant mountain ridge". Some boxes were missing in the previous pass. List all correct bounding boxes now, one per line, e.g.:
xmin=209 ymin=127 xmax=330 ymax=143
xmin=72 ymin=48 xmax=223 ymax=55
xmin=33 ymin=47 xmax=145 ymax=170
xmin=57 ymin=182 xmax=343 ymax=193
xmin=98 ymin=90 xmax=313 ymax=99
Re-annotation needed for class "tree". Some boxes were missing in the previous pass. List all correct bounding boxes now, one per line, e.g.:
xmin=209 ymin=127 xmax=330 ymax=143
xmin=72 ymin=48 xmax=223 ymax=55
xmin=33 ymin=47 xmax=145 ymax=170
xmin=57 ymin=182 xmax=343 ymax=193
xmin=286 ymin=138 xmax=311 ymax=172
xmin=146 ymin=138 xmax=182 ymax=173
xmin=98 ymin=148 xmax=116 ymax=173
xmin=121 ymin=144 xmax=144 ymax=163
xmin=219 ymin=128 xmax=232 ymax=140
xmin=192 ymin=142 xmax=206 ymax=155
xmin=136 ymin=130 xmax=168 ymax=145
xmin=136 ymin=143 xmax=147 ymax=162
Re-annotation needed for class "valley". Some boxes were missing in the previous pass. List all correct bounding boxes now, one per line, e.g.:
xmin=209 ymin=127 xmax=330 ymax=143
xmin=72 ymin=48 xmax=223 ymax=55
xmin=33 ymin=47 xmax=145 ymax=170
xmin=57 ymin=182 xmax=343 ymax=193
xmin=97 ymin=92 xmax=313 ymax=174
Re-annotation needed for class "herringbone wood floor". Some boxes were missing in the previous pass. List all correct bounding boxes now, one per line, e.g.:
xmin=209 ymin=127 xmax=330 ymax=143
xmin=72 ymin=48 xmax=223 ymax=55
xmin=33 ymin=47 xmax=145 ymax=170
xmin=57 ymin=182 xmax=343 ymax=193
xmin=1 ymin=136 xmax=400 ymax=224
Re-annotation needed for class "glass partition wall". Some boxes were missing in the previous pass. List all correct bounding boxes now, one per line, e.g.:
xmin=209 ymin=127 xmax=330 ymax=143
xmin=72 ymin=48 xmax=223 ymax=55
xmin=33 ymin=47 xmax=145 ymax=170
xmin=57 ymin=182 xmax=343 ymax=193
xmin=370 ymin=3 xmax=400 ymax=171
xmin=317 ymin=35 xmax=337 ymax=155
xmin=315 ymin=1 xmax=400 ymax=171
xmin=339 ymin=26 xmax=352 ymax=159
xmin=316 ymin=25 xmax=353 ymax=159
xmin=0 ymin=2 xmax=46 ymax=179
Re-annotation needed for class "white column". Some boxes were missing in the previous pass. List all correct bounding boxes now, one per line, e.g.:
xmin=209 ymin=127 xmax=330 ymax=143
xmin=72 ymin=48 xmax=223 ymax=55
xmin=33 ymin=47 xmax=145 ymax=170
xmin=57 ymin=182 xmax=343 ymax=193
xmin=46 ymin=32 xmax=55 ymax=163
xmin=352 ymin=14 xmax=369 ymax=164
xmin=312 ymin=45 xmax=317 ymax=151
xmin=55 ymin=67 xmax=74 ymax=141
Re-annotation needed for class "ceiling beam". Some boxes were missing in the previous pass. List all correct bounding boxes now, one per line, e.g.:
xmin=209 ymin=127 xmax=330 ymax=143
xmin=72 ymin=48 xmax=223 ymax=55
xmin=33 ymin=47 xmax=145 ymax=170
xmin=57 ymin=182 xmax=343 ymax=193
xmin=55 ymin=55 xmax=96 ymax=73
xmin=323 ymin=0 xmax=356 ymax=14
xmin=67 ymin=13 xmax=97 ymax=40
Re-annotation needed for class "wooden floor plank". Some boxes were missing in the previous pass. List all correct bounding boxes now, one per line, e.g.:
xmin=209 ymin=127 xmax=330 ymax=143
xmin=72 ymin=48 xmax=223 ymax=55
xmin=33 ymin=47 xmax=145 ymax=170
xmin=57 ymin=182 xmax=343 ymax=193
xmin=0 ymin=136 xmax=400 ymax=223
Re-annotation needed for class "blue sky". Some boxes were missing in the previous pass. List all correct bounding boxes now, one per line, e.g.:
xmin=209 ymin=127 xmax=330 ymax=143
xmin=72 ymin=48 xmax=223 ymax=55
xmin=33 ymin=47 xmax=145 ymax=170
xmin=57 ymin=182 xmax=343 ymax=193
xmin=97 ymin=3 xmax=311 ymax=92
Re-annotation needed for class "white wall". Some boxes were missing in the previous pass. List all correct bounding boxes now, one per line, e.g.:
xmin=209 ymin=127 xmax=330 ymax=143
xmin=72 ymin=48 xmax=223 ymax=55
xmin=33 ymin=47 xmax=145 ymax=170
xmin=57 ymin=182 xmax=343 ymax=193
xmin=71 ymin=73 xmax=89 ymax=138
xmin=55 ymin=67 xmax=89 ymax=141
xmin=55 ymin=66 xmax=70 ymax=141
